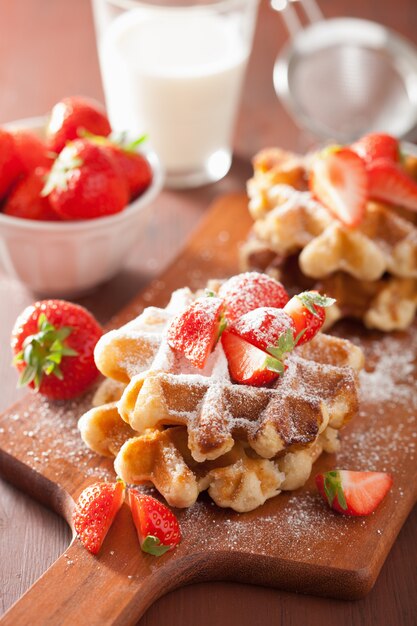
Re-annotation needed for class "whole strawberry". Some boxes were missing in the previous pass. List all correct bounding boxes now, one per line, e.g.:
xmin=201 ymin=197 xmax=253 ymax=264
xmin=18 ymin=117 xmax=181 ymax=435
xmin=219 ymin=272 xmax=289 ymax=322
xmin=73 ymin=480 xmax=125 ymax=554
xmin=12 ymin=129 xmax=53 ymax=174
xmin=4 ymin=167 xmax=59 ymax=221
xmin=46 ymin=96 xmax=111 ymax=153
xmin=42 ymin=139 xmax=129 ymax=220
xmin=101 ymin=136 xmax=153 ymax=200
xmin=11 ymin=300 xmax=103 ymax=399
xmin=0 ymin=128 xmax=23 ymax=199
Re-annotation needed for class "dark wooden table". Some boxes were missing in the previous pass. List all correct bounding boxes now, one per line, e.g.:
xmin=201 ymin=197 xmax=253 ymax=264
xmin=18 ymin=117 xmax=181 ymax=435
xmin=0 ymin=0 xmax=416 ymax=624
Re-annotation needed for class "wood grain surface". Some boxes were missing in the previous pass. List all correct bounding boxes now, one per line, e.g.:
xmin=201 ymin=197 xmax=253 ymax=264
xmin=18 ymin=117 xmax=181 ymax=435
xmin=0 ymin=193 xmax=416 ymax=626
xmin=0 ymin=0 xmax=416 ymax=624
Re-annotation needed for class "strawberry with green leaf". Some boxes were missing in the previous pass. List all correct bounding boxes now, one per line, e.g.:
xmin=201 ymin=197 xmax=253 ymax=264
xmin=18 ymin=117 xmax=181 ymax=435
xmin=284 ymin=291 xmax=335 ymax=345
xmin=129 ymin=491 xmax=181 ymax=556
xmin=85 ymin=132 xmax=153 ymax=200
xmin=11 ymin=299 xmax=102 ymax=399
xmin=316 ymin=470 xmax=393 ymax=516
xmin=222 ymin=308 xmax=297 ymax=386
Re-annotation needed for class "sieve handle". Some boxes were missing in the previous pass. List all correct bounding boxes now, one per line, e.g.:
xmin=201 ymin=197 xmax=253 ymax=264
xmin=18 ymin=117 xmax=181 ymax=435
xmin=271 ymin=0 xmax=324 ymax=38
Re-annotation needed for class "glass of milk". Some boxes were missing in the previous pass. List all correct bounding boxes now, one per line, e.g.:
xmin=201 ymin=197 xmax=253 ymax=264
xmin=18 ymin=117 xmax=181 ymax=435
xmin=92 ymin=0 xmax=259 ymax=188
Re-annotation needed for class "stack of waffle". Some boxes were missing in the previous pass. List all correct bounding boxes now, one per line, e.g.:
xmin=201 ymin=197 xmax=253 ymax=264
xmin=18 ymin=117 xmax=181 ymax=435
xmin=241 ymin=148 xmax=417 ymax=331
xmin=79 ymin=286 xmax=364 ymax=512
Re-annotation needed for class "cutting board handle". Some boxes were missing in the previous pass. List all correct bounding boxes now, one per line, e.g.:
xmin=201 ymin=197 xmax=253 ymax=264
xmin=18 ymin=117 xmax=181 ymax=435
xmin=0 ymin=504 xmax=202 ymax=626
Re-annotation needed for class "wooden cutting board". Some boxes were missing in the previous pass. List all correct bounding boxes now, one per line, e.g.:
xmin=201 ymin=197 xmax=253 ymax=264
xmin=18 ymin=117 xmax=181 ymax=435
xmin=0 ymin=193 xmax=416 ymax=626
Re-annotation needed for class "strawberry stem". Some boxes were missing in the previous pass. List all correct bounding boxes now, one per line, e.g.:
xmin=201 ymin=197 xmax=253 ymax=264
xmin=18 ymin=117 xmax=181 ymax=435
xmin=297 ymin=292 xmax=336 ymax=316
xmin=141 ymin=535 xmax=171 ymax=557
xmin=323 ymin=470 xmax=347 ymax=510
xmin=14 ymin=313 xmax=78 ymax=391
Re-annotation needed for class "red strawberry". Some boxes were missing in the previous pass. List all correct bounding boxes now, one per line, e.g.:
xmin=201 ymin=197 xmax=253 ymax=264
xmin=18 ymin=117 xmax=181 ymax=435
xmin=367 ymin=158 xmax=417 ymax=212
xmin=42 ymin=139 xmax=129 ymax=220
xmin=316 ymin=470 xmax=393 ymax=516
xmin=167 ymin=295 xmax=225 ymax=369
xmin=351 ymin=133 xmax=399 ymax=165
xmin=230 ymin=307 xmax=295 ymax=352
xmin=12 ymin=129 xmax=53 ymax=173
xmin=310 ymin=148 xmax=368 ymax=227
xmin=97 ymin=135 xmax=153 ymax=200
xmin=73 ymin=481 xmax=125 ymax=554
xmin=219 ymin=273 xmax=289 ymax=322
xmin=3 ymin=167 xmax=60 ymax=221
xmin=221 ymin=330 xmax=283 ymax=386
xmin=129 ymin=491 xmax=181 ymax=556
xmin=284 ymin=291 xmax=335 ymax=345
xmin=0 ymin=128 xmax=23 ymax=199
xmin=46 ymin=96 xmax=111 ymax=154
xmin=11 ymin=299 xmax=103 ymax=399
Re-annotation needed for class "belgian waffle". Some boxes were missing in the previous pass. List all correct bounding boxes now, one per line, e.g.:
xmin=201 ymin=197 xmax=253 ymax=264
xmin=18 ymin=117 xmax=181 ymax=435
xmin=92 ymin=288 xmax=363 ymax=463
xmin=79 ymin=404 xmax=339 ymax=511
xmin=243 ymin=148 xmax=417 ymax=330
xmin=78 ymin=286 xmax=363 ymax=511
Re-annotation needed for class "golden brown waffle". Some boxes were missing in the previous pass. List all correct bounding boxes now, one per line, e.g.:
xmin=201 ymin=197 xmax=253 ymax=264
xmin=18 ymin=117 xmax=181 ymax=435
xmin=79 ymin=287 xmax=363 ymax=511
xmin=244 ymin=147 xmax=417 ymax=330
xmin=91 ymin=290 xmax=363 ymax=463
xmin=79 ymin=409 xmax=339 ymax=511
xmin=241 ymin=234 xmax=417 ymax=332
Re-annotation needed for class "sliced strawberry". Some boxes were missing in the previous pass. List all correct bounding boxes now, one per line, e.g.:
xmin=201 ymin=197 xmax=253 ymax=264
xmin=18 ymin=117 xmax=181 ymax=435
xmin=73 ymin=481 xmax=125 ymax=554
xmin=166 ymin=295 xmax=225 ymax=369
xmin=221 ymin=330 xmax=283 ymax=386
xmin=129 ymin=491 xmax=181 ymax=556
xmin=284 ymin=291 xmax=335 ymax=345
xmin=310 ymin=148 xmax=368 ymax=227
xmin=229 ymin=307 xmax=295 ymax=351
xmin=219 ymin=272 xmax=289 ymax=322
xmin=316 ymin=470 xmax=393 ymax=516
xmin=367 ymin=158 xmax=417 ymax=212
xmin=351 ymin=133 xmax=400 ymax=165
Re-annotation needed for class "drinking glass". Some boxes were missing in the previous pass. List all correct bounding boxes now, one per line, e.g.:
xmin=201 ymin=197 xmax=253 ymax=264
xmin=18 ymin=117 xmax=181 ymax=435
xmin=92 ymin=0 xmax=259 ymax=188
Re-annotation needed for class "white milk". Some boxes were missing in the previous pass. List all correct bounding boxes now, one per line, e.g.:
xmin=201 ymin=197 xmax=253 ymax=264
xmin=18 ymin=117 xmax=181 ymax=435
xmin=98 ymin=9 xmax=249 ymax=178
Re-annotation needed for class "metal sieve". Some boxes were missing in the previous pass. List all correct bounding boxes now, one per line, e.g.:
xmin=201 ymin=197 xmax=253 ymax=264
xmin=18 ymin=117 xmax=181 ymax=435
xmin=272 ymin=0 xmax=417 ymax=142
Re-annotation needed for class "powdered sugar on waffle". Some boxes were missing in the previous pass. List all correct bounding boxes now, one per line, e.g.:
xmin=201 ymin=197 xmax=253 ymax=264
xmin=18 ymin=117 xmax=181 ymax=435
xmin=266 ymin=183 xmax=328 ymax=220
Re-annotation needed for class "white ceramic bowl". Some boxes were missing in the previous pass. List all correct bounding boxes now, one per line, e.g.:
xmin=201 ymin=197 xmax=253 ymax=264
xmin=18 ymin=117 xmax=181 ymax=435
xmin=0 ymin=116 xmax=164 ymax=296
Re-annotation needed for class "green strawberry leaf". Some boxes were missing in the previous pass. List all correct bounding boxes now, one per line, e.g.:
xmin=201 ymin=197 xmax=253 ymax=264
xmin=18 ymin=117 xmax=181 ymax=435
xmin=13 ymin=315 xmax=78 ymax=391
xmin=267 ymin=328 xmax=295 ymax=360
xmin=323 ymin=470 xmax=347 ymax=510
xmin=18 ymin=365 xmax=37 ymax=388
xmin=297 ymin=292 xmax=336 ymax=317
xmin=263 ymin=355 xmax=285 ymax=374
xmin=320 ymin=145 xmax=342 ymax=158
xmin=141 ymin=535 xmax=171 ymax=557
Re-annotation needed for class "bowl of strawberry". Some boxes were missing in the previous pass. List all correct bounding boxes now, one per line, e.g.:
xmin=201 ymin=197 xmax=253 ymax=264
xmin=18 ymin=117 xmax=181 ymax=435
xmin=0 ymin=96 xmax=163 ymax=296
